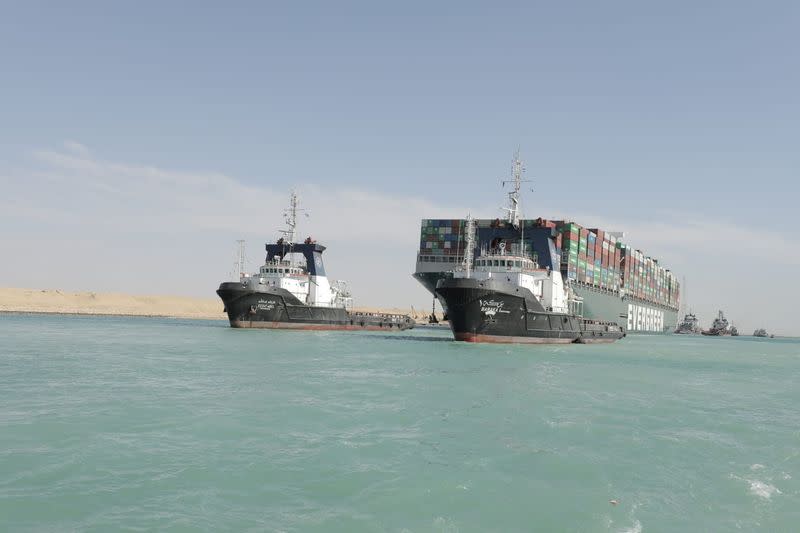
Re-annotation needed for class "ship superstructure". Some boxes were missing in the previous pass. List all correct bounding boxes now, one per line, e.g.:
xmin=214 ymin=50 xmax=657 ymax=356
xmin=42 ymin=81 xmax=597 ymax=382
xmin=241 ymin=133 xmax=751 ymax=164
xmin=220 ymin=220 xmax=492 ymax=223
xmin=413 ymin=153 xmax=681 ymax=333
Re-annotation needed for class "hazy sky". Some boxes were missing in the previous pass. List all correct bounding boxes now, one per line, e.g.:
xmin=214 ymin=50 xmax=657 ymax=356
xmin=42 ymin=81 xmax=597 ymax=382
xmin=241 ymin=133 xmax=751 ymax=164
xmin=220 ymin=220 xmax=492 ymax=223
xmin=1 ymin=2 xmax=798 ymax=334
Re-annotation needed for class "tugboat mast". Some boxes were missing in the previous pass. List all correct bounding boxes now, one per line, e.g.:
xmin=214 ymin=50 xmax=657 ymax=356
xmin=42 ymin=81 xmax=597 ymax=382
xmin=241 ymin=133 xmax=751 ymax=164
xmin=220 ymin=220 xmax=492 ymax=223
xmin=236 ymin=239 xmax=246 ymax=280
xmin=462 ymin=215 xmax=476 ymax=278
xmin=501 ymin=149 xmax=530 ymax=229
xmin=281 ymin=191 xmax=300 ymax=245
xmin=279 ymin=191 xmax=306 ymax=266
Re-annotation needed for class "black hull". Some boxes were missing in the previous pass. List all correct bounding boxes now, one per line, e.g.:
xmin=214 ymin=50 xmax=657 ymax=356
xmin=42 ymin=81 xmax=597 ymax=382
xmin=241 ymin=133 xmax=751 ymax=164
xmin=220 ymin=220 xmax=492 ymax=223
xmin=435 ymin=278 xmax=624 ymax=345
xmin=217 ymin=283 xmax=414 ymax=331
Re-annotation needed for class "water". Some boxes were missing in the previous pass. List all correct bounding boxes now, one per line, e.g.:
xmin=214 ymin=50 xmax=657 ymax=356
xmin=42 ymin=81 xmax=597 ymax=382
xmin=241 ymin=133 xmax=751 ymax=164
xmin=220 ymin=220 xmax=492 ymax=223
xmin=1 ymin=314 xmax=799 ymax=532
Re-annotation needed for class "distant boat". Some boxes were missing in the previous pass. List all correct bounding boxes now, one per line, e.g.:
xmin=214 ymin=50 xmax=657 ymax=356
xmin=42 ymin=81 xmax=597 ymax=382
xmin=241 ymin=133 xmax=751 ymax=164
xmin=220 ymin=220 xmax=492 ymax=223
xmin=701 ymin=310 xmax=731 ymax=336
xmin=674 ymin=312 xmax=700 ymax=334
xmin=753 ymin=328 xmax=769 ymax=338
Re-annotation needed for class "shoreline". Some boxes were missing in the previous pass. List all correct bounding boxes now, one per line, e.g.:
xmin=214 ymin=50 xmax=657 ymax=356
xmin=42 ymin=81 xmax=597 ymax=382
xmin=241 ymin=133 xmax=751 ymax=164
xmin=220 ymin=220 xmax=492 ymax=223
xmin=0 ymin=288 xmax=437 ymax=323
xmin=0 ymin=310 xmax=226 ymax=321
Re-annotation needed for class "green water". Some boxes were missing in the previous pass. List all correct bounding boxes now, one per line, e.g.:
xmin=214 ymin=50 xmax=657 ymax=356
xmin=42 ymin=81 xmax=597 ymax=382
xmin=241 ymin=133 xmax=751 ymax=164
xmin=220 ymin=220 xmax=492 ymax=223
xmin=1 ymin=314 xmax=799 ymax=532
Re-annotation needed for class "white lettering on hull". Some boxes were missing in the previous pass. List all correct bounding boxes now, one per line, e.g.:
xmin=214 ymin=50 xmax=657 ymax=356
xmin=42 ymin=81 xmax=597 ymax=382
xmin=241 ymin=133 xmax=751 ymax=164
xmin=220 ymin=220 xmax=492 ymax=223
xmin=479 ymin=299 xmax=511 ymax=317
xmin=627 ymin=304 xmax=664 ymax=332
xmin=256 ymin=298 xmax=277 ymax=311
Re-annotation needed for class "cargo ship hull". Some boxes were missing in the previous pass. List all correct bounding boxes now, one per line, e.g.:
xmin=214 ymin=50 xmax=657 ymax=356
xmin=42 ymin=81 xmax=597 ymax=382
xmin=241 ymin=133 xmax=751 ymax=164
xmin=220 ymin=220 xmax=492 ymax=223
xmin=415 ymin=271 xmax=677 ymax=334
xmin=572 ymin=284 xmax=677 ymax=334
xmin=217 ymin=283 xmax=414 ymax=331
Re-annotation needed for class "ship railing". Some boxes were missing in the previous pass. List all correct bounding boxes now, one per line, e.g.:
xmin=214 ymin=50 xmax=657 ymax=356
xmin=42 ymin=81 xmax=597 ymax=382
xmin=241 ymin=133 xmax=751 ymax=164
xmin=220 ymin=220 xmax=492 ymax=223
xmin=478 ymin=248 xmax=538 ymax=262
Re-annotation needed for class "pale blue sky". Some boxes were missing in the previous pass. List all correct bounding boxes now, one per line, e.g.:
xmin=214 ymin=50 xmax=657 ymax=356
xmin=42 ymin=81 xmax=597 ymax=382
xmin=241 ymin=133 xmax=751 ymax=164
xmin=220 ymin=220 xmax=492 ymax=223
xmin=1 ymin=2 xmax=798 ymax=332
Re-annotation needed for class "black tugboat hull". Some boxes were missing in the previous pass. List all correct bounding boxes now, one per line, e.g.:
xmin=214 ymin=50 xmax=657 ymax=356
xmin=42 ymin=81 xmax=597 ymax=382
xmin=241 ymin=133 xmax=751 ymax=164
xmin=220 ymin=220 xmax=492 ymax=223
xmin=435 ymin=278 xmax=582 ymax=344
xmin=435 ymin=278 xmax=624 ymax=344
xmin=217 ymin=283 xmax=414 ymax=331
xmin=453 ymin=332 xmax=575 ymax=344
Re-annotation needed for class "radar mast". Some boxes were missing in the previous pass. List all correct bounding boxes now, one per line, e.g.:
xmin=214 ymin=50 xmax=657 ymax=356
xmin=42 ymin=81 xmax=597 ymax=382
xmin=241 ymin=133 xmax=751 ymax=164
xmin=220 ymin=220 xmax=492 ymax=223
xmin=462 ymin=215 xmax=476 ymax=278
xmin=501 ymin=149 xmax=531 ymax=229
xmin=278 ymin=190 xmax=307 ymax=266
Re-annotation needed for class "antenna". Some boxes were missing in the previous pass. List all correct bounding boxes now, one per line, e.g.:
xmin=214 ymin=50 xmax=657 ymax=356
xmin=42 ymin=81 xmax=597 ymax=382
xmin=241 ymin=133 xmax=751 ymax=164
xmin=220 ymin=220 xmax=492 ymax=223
xmin=501 ymin=148 xmax=532 ymax=228
xmin=462 ymin=214 xmax=476 ymax=278
xmin=280 ymin=190 xmax=303 ymax=245
xmin=278 ymin=190 xmax=307 ymax=267
xmin=235 ymin=239 xmax=246 ymax=280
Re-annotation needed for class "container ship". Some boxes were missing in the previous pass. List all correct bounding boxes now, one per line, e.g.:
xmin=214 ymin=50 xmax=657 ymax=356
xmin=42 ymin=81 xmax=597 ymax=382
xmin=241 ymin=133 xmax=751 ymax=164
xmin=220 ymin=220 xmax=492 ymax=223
xmin=218 ymin=192 xmax=414 ymax=331
xmin=434 ymin=216 xmax=625 ymax=344
xmin=413 ymin=154 xmax=680 ymax=333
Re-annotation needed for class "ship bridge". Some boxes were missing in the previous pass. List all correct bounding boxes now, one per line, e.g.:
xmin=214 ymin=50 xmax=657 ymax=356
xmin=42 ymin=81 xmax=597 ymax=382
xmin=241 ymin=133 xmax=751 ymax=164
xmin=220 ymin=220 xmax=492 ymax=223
xmin=266 ymin=240 xmax=327 ymax=277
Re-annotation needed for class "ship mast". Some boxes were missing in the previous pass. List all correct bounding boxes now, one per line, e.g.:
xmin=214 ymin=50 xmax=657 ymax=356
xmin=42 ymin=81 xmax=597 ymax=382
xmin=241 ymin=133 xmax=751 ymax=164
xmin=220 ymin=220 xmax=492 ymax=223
xmin=463 ymin=214 xmax=476 ymax=278
xmin=236 ymin=239 xmax=246 ymax=279
xmin=501 ymin=149 xmax=530 ymax=229
xmin=279 ymin=190 xmax=306 ymax=267
xmin=282 ymin=191 xmax=300 ymax=245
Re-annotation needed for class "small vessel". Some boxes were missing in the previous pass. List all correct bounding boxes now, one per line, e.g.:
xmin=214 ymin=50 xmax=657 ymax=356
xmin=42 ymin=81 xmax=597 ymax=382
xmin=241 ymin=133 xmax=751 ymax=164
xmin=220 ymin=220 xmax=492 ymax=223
xmin=434 ymin=214 xmax=624 ymax=344
xmin=674 ymin=312 xmax=700 ymax=334
xmin=753 ymin=328 xmax=769 ymax=338
xmin=701 ymin=310 xmax=731 ymax=336
xmin=730 ymin=324 xmax=739 ymax=336
xmin=217 ymin=192 xmax=414 ymax=331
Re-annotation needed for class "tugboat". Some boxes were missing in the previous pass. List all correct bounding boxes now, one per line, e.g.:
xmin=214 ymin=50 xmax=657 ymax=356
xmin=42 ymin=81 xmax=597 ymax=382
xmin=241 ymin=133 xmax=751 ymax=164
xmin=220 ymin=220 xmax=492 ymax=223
xmin=753 ymin=328 xmax=769 ymax=338
xmin=434 ymin=211 xmax=625 ymax=344
xmin=674 ymin=312 xmax=701 ymax=334
xmin=217 ymin=192 xmax=414 ymax=331
xmin=701 ymin=310 xmax=731 ymax=336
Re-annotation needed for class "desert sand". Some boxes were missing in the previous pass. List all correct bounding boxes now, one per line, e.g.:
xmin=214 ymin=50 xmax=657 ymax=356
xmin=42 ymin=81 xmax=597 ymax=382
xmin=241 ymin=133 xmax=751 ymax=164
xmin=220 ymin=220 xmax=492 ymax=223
xmin=0 ymin=287 xmax=434 ymax=322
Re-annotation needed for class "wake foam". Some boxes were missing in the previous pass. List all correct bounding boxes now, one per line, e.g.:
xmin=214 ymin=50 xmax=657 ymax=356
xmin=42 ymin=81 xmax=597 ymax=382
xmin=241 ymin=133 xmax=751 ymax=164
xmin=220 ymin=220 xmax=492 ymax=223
xmin=749 ymin=480 xmax=781 ymax=500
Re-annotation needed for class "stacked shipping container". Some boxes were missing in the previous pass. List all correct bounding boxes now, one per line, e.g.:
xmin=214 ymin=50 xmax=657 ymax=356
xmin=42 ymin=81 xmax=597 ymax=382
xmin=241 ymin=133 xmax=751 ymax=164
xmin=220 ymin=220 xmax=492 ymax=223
xmin=418 ymin=219 xmax=466 ymax=265
xmin=554 ymin=221 xmax=677 ymax=310
xmin=555 ymin=223 xmax=622 ymax=293
xmin=418 ymin=218 xmax=679 ymax=311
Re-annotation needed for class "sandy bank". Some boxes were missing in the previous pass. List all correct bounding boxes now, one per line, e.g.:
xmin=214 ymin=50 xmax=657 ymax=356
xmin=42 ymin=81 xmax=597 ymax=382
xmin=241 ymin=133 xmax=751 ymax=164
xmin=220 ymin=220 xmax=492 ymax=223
xmin=0 ymin=288 xmax=437 ymax=322
xmin=0 ymin=287 xmax=226 ymax=320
